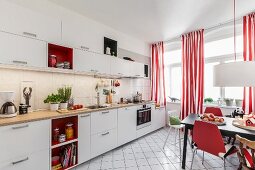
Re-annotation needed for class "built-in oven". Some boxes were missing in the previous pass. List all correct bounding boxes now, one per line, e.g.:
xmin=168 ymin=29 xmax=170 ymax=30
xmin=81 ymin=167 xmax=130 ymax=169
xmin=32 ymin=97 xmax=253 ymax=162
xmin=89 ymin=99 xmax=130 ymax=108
xmin=137 ymin=105 xmax=151 ymax=130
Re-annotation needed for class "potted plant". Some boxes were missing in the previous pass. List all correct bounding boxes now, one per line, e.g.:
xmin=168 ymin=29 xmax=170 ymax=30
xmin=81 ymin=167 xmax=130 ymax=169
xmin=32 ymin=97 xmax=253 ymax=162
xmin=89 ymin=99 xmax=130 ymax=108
xmin=224 ymin=98 xmax=234 ymax=106
xmin=204 ymin=98 xmax=213 ymax=104
xmin=58 ymin=86 xmax=72 ymax=109
xmin=44 ymin=93 xmax=61 ymax=111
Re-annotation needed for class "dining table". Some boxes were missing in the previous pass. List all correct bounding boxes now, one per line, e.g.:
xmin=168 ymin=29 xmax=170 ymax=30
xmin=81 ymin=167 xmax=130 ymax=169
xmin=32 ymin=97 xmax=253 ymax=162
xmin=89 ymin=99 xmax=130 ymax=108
xmin=181 ymin=113 xmax=255 ymax=169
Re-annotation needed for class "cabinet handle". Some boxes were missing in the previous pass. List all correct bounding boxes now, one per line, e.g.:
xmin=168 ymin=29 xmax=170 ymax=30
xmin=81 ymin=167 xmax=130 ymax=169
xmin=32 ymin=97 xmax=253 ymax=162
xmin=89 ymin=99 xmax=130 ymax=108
xmin=12 ymin=124 xmax=29 ymax=130
xmin=12 ymin=157 xmax=29 ymax=165
xmin=81 ymin=114 xmax=90 ymax=118
xmin=101 ymin=111 xmax=109 ymax=114
xmin=101 ymin=132 xmax=110 ymax=136
xmin=81 ymin=46 xmax=89 ymax=50
xmin=12 ymin=60 xmax=28 ymax=65
xmin=23 ymin=32 xmax=37 ymax=38
xmin=90 ymin=69 xmax=95 ymax=72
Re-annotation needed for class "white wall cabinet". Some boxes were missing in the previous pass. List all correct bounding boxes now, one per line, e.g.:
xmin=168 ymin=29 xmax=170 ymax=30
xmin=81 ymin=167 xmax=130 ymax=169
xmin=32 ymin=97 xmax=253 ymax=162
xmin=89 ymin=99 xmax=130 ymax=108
xmin=0 ymin=31 xmax=47 ymax=67
xmin=0 ymin=120 xmax=50 ymax=170
xmin=130 ymin=62 xmax=144 ymax=78
xmin=117 ymin=106 xmax=137 ymax=146
xmin=74 ymin=49 xmax=110 ymax=75
xmin=62 ymin=19 xmax=103 ymax=53
xmin=110 ymin=57 xmax=130 ymax=77
xmin=78 ymin=113 xmax=91 ymax=164
xmin=0 ymin=1 xmax=61 ymax=44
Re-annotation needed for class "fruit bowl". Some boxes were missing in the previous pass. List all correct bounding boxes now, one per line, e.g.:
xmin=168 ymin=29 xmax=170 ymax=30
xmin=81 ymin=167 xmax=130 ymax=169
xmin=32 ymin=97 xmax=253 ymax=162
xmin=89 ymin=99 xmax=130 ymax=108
xmin=200 ymin=113 xmax=226 ymax=126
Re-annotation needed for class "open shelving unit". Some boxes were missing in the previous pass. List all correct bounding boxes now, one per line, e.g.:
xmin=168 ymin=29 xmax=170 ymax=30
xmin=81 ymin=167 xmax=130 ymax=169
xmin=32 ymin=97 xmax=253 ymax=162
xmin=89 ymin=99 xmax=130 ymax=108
xmin=51 ymin=116 xmax=78 ymax=170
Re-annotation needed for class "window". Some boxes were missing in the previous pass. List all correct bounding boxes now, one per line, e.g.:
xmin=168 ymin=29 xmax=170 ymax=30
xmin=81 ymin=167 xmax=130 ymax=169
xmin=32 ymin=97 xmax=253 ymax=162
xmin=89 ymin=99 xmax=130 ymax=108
xmin=164 ymin=30 xmax=244 ymax=105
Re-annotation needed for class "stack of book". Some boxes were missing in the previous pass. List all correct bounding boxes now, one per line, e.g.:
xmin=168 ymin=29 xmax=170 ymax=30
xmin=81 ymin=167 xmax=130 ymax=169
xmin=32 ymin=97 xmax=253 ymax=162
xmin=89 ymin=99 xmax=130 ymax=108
xmin=60 ymin=143 xmax=77 ymax=169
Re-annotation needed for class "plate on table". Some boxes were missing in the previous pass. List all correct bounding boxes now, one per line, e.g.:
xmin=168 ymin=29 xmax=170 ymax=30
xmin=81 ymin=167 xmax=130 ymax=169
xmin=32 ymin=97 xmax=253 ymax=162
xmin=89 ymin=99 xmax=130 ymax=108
xmin=232 ymin=119 xmax=255 ymax=131
xmin=200 ymin=113 xmax=226 ymax=126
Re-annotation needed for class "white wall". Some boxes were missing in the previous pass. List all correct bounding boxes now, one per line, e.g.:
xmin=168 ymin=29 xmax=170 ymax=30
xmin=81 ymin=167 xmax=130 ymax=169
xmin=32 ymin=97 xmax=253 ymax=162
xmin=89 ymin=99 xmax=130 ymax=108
xmin=7 ymin=0 xmax=150 ymax=56
xmin=0 ymin=68 xmax=151 ymax=110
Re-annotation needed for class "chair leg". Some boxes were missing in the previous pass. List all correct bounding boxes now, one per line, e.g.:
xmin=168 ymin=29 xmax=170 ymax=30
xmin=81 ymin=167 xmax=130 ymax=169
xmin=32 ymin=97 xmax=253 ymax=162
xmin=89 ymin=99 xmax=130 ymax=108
xmin=223 ymin=158 xmax=226 ymax=170
xmin=202 ymin=151 xmax=204 ymax=164
xmin=174 ymin=128 xmax=177 ymax=146
xmin=163 ymin=127 xmax=172 ymax=148
xmin=179 ymin=129 xmax=182 ymax=160
xmin=190 ymin=149 xmax=196 ymax=170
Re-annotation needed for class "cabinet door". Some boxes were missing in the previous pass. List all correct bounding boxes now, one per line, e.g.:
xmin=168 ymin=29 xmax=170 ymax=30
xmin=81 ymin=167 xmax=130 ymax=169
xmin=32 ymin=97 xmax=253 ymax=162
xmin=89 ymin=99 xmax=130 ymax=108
xmin=91 ymin=129 xmax=117 ymax=158
xmin=78 ymin=113 xmax=91 ymax=163
xmin=62 ymin=19 xmax=103 ymax=53
xmin=0 ymin=1 xmax=61 ymax=44
xmin=151 ymin=107 xmax=166 ymax=131
xmin=91 ymin=109 xmax=117 ymax=135
xmin=0 ymin=149 xmax=49 ymax=170
xmin=130 ymin=62 xmax=144 ymax=78
xmin=74 ymin=49 xmax=110 ymax=74
xmin=117 ymin=106 xmax=137 ymax=146
xmin=0 ymin=32 xmax=47 ymax=67
xmin=110 ymin=57 xmax=130 ymax=76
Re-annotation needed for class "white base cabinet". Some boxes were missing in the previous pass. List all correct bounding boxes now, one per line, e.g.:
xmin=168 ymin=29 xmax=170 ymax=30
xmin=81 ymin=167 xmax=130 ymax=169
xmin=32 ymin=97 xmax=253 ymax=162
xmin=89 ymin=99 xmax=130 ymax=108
xmin=91 ymin=129 xmax=117 ymax=158
xmin=151 ymin=106 xmax=166 ymax=131
xmin=117 ymin=106 xmax=137 ymax=146
xmin=78 ymin=113 xmax=91 ymax=163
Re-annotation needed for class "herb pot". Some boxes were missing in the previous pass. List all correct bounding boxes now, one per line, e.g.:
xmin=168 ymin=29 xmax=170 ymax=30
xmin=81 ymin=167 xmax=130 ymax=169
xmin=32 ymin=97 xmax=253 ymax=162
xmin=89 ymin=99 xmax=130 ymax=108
xmin=59 ymin=102 xmax=68 ymax=109
xmin=50 ymin=103 xmax=59 ymax=111
xmin=224 ymin=98 xmax=234 ymax=106
xmin=235 ymin=99 xmax=243 ymax=107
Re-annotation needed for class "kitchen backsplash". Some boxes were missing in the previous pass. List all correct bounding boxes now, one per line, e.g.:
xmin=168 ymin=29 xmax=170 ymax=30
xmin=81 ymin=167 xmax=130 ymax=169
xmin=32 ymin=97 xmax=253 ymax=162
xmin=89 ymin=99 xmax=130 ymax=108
xmin=0 ymin=68 xmax=151 ymax=110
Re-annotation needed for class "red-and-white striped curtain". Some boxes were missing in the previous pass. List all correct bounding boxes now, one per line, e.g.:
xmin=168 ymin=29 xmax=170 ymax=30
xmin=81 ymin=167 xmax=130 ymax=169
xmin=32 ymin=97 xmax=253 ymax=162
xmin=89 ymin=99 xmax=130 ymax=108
xmin=181 ymin=29 xmax=205 ymax=120
xmin=243 ymin=13 xmax=255 ymax=114
xmin=151 ymin=42 xmax=166 ymax=106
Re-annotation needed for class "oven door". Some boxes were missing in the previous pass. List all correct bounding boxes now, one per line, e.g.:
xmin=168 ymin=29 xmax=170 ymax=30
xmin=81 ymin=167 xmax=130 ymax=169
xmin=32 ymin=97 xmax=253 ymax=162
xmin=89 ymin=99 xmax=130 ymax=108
xmin=137 ymin=108 xmax=151 ymax=129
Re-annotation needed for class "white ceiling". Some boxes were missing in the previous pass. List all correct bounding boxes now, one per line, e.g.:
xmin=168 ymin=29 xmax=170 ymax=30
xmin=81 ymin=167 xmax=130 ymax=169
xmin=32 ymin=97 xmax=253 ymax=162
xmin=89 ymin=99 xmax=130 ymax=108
xmin=49 ymin=0 xmax=255 ymax=43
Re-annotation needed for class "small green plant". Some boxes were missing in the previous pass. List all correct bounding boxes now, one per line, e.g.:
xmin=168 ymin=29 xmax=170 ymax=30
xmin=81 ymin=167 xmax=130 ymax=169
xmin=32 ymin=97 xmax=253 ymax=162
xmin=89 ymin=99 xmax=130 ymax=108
xmin=44 ymin=93 xmax=61 ymax=104
xmin=58 ymin=86 xmax=72 ymax=103
xmin=204 ymin=97 xmax=213 ymax=103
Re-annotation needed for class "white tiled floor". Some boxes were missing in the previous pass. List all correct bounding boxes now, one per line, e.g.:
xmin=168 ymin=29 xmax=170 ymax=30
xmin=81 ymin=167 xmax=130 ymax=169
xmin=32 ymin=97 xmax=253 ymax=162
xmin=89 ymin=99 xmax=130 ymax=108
xmin=76 ymin=128 xmax=239 ymax=170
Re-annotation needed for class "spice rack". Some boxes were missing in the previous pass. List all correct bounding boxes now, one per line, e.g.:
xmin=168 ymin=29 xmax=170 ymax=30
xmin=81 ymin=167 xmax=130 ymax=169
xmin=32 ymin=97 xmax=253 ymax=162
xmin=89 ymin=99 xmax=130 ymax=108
xmin=51 ymin=116 xmax=78 ymax=170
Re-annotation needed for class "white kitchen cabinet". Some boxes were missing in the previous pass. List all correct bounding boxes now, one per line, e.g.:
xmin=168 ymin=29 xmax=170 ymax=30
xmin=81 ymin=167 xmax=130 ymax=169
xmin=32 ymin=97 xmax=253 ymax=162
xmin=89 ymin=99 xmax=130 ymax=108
xmin=110 ymin=57 xmax=130 ymax=77
xmin=91 ymin=109 xmax=117 ymax=135
xmin=0 ymin=149 xmax=49 ymax=170
xmin=151 ymin=106 xmax=166 ymax=131
xmin=130 ymin=62 xmax=144 ymax=78
xmin=117 ymin=106 xmax=137 ymax=146
xmin=62 ymin=18 xmax=103 ymax=53
xmin=0 ymin=120 xmax=50 ymax=165
xmin=91 ymin=129 xmax=117 ymax=158
xmin=0 ymin=1 xmax=61 ymax=44
xmin=0 ymin=31 xmax=47 ymax=67
xmin=74 ymin=49 xmax=110 ymax=74
xmin=78 ymin=113 xmax=91 ymax=163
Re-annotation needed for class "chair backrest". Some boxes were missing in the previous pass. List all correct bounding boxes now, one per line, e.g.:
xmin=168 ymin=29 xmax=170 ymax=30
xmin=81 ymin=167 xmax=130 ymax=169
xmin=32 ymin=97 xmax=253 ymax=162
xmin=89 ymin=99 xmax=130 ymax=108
xmin=236 ymin=135 xmax=255 ymax=169
xmin=193 ymin=120 xmax=226 ymax=156
xmin=204 ymin=107 xmax=223 ymax=117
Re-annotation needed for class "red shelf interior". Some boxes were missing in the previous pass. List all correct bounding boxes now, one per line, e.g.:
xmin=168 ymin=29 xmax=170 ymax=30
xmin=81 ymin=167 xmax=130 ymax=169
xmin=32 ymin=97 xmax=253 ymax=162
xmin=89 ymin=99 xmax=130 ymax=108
xmin=48 ymin=43 xmax=73 ymax=69
xmin=51 ymin=141 xmax=78 ymax=170
xmin=51 ymin=116 xmax=78 ymax=146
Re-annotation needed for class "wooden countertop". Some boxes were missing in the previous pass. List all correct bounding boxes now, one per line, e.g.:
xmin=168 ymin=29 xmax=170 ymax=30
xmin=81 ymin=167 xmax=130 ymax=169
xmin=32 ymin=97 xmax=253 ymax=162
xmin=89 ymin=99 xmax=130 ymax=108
xmin=0 ymin=101 xmax=154 ymax=126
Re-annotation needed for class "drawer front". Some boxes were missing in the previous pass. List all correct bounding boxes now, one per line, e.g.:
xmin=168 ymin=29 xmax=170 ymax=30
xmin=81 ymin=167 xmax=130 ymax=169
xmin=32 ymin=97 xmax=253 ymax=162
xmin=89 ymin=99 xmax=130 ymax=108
xmin=91 ymin=109 xmax=117 ymax=135
xmin=91 ymin=129 xmax=117 ymax=158
xmin=0 ymin=149 xmax=49 ymax=170
xmin=0 ymin=120 xmax=50 ymax=162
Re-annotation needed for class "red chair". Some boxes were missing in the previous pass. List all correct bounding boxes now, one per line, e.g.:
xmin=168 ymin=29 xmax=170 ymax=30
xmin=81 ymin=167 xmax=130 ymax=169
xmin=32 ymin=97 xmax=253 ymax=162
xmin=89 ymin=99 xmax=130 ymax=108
xmin=190 ymin=121 xmax=237 ymax=169
xmin=204 ymin=107 xmax=223 ymax=117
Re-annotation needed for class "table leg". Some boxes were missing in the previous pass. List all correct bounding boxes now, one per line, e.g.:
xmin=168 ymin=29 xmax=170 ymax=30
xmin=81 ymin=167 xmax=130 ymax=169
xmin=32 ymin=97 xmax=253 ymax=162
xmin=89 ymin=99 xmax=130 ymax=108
xmin=182 ymin=126 xmax=189 ymax=169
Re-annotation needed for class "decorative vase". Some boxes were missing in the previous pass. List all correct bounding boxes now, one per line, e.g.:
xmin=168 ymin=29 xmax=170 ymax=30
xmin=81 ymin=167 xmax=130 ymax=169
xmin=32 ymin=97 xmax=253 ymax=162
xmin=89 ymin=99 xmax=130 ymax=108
xmin=235 ymin=99 xmax=243 ymax=107
xmin=50 ymin=103 xmax=59 ymax=111
xmin=59 ymin=102 xmax=68 ymax=109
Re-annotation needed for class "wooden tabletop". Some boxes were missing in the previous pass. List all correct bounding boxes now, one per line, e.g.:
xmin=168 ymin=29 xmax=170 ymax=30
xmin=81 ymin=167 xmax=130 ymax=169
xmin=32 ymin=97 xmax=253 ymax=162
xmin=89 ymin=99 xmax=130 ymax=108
xmin=181 ymin=113 xmax=255 ymax=140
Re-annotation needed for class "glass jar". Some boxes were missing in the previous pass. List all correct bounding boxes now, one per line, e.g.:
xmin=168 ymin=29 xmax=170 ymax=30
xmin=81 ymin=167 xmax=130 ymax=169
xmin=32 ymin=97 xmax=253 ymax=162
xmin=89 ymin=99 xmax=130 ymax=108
xmin=65 ymin=123 xmax=74 ymax=140
xmin=53 ymin=127 xmax=60 ymax=142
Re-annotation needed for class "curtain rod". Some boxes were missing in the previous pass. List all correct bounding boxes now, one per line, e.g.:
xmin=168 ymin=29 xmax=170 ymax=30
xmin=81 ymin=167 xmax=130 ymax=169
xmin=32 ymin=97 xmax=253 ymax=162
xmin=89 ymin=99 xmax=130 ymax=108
xmin=164 ymin=16 xmax=243 ymax=44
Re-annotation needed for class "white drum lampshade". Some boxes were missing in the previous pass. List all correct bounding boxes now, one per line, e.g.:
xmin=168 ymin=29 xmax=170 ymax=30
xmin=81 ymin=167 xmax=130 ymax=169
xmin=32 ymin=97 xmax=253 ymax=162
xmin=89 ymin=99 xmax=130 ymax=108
xmin=214 ymin=61 xmax=255 ymax=87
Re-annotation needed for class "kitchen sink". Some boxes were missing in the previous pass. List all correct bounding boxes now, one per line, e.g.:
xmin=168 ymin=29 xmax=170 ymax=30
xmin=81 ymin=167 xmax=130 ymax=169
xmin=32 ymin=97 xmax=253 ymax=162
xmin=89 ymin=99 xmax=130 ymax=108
xmin=86 ymin=105 xmax=108 ymax=109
